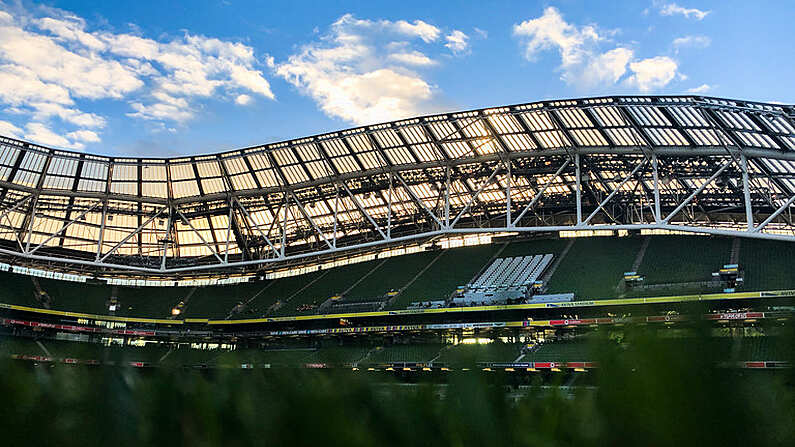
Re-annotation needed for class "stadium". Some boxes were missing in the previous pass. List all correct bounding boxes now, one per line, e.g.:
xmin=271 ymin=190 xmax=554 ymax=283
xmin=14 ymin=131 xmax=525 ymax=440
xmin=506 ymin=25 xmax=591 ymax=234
xmin=0 ymin=94 xmax=792 ymax=373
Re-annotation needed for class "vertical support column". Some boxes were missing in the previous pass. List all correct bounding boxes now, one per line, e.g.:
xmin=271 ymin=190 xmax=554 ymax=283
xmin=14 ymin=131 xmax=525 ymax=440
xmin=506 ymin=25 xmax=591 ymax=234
xmin=95 ymin=201 xmax=108 ymax=261
xmin=24 ymin=196 xmax=39 ymax=254
xmin=387 ymin=172 xmax=392 ymax=240
xmin=160 ymin=207 xmax=174 ymax=271
xmin=742 ymin=154 xmax=753 ymax=231
xmin=506 ymin=158 xmax=512 ymax=228
xmin=333 ymin=187 xmax=339 ymax=248
xmin=224 ymin=198 xmax=233 ymax=264
xmin=280 ymin=195 xmax=287 ymax=258
xmin=444 ymin=165 xmax=450 ymax=230
xmin=652 ymin=153 xmax=661 ymax=223
xmin=575 ymin=153 xmax=582 ymax=225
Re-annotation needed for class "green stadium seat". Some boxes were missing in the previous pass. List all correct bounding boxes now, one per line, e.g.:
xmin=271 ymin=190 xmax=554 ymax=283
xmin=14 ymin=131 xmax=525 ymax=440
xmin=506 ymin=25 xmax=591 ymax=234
xmin=545 ymin=236 xmax=644 ymax=299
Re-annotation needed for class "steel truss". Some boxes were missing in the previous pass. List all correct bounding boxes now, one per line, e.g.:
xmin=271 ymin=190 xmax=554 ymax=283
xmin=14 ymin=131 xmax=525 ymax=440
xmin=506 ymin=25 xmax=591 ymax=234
xmin=0 ymin=95 xmax=793 ymax=276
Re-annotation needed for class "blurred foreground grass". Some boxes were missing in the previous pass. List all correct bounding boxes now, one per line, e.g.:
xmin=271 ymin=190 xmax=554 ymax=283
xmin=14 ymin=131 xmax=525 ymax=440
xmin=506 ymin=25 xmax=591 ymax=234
xmin=0 ymin=324 xmax=793 ymax=446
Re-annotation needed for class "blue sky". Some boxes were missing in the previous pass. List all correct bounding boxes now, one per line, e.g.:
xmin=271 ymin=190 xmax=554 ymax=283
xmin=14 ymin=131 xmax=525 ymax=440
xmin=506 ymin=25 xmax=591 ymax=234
xmin=0 ymin=0 xmax=792 ymax=157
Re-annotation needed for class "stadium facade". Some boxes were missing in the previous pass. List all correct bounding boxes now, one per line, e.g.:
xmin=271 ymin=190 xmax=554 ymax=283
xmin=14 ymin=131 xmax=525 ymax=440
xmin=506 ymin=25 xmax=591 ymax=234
xmin=0 ymin=95 xmax=793 ymax=372
xmin=0 ymin=95 xmax=793 ymax=281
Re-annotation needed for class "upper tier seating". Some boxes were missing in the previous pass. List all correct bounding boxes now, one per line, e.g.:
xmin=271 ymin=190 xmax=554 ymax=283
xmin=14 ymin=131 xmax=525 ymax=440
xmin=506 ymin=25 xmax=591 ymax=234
xmin=1 ymin=235 xmax=792 ymax=319
xmin=738 ymin=239 xmax=795 ymax=291
xmin=545 ymin=236 xmax=644 ymax=299
xmin=636 ymin=236 xmax=732 ymax=285
xmin=468 ymin=254 xmax=553 ymax=290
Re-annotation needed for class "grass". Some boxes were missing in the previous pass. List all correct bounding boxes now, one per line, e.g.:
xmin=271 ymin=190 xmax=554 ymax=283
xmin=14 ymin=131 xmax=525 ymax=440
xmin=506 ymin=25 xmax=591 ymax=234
xmin=0 ymin=323 xmax=791 ymax=446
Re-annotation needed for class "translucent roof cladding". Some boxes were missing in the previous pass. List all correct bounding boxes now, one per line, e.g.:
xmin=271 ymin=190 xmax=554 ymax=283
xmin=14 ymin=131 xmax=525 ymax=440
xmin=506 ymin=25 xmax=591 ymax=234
xmin=0 ymin=96 xmax=791 ymax=202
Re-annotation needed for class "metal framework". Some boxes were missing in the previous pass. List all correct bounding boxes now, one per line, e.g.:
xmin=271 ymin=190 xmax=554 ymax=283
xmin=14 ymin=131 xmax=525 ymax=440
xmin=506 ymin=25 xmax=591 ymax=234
xmin=0 ymin=95 xmax=793 ymax=276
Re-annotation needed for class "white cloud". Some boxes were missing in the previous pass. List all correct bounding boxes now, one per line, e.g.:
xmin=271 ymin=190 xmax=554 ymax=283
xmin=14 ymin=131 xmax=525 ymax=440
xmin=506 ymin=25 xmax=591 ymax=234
xmin=445 ymin=30 xmax=469 ymax=55
xmin=686 ymin=83 xmax=713 ymax=93
xmin=66 ymin=129 xmax=100 ymax=143
xmin=388 ymin=51 xmax=437 ymax=66
xmin=625 ymin=56 xmax=679 ymax=92
xmin=660 ymin=3 xmax=711 ymax=20
xmin=391 ymin=19 xmax=440 ymax=42
xmin=474 ymin=27 xmax=488 ymax=39
xmin=128 ymin=93 xmax=193 ymax=123
xmin=330 ymin=15 xmax=440 ymax=43
xmin=672 ymin=35 xmax=711 ymax=51
xmin=36 ymin=16 xmax=106 ymax=51
xmin=29 ymin=102 xmax=106 ymax=128
xmin=25 ymin=122 xmax=85 ymax=149
xmin=276 ymin=14 xmax=445 ymax=125
xmin=0 ymin=119 xmax=22 ymax=138
xmin=0 ymin=64 xmax=74 ymax=106
xmin=579 ymin=47 xmax=634 ymax=86
xmin=513 ymin=7 xmax=602 ymax=67
xmin=0 ymin=4 xmax=278 ymax=149
xmin=235 ymin=94 xmax=252 ymax=105
xmin=0 ymin=19 xmax=143 ymax=99
xmin=513 ymin=7 xmax=682 ymax=91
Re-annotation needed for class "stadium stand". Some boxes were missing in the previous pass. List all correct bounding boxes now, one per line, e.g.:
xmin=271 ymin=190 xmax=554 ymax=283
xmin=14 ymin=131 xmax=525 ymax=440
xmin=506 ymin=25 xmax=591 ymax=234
xmin=455 ymin=254 xmax=554 ymax=305
xmin=209 ymin=348 xmax=317 ymax=367
xmin=0 ymin=335 xmax=46 ymax=358
xmin=0 ymin=272 xmax=38 ymax=307
xmin=636 ymin=236 xmax=732 ymax=285
xmin=180 ymin=281 xmax=267 ymax=318
xmin=305 ymin=346 xmax=372 ymax=365
xmin=0 ymin=335 xmax=172 ymax=364
xmin=390 ymin=244 xmax=505 ymax=309
xmin=436 ymin=342 xmax=523 ymax=366
xmin=0 ymin=234 xmax=793 ymax=321
xmin=738 ymin=239 xmax=795 ymax=291
xmin=545 ymin=236 xmax=644 ymax=299
xmin=237 ymin=271 xmax=325 ymax=318
xmin=343 ymin=252 xmax=441 ymax=302
xmin=366 ymin=344 xmax=445 ymax=364
xmin=270 ymin=261 xmax=381 ymax=316
xmin=29 ymin=278 xmax=110 ymax=315
xmin=526 ymin=340 xmax=592 ymax=363
xmin=738 ymin=336 xmax=787 ymax=361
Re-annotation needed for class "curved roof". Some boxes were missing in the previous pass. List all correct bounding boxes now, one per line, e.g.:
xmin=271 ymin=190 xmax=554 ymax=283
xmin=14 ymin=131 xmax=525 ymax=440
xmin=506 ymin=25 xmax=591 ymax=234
xmin=0 ymin=95 xmax=793 ymax=277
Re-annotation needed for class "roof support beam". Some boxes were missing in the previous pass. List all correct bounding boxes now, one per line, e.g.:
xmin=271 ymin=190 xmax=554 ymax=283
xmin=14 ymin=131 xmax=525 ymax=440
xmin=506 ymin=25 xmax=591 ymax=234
xmin=752 ymin=194 xmax=795 ymax=233
xmin=233 ymin=196 xmax=281 ymax=259
xmin=582 ymin=157 xmax=648 ymax=225
xmin=176 ymin=209 xmax=225 ymax=264
xmin=290 ymin=191 xmax=334 ymax=250
xmin=450 ymin=163 xmax=501 ymax=228
xmin=511 ymin=158 xmax=571 ymax=227
xmin=340 ymin=181 xmax=388 ymax=240
xmin=29 ymin=201 xmax=102 ymax=255
xmin=663 ymin=158 xmax=733 ymax=224
xmin=393 ymin=170 xmax=444 ymax=229
xmin=100 ymin=206 xmax=168 ymax=263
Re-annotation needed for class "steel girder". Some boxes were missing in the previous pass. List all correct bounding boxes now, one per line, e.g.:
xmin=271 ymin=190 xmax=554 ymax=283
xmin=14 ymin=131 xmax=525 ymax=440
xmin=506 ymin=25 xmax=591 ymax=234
xmin=0 ymin=95 xmax=793 ymax=276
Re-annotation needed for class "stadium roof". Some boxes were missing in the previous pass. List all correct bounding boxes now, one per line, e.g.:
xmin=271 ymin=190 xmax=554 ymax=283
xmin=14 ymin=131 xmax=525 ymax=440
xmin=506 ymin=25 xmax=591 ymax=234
xmin=0 ymin=95 xmax=794 ymax=277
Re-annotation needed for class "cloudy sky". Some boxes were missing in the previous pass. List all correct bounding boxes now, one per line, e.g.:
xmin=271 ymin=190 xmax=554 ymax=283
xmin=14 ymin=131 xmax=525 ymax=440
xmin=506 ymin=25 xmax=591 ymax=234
xmin=0 ymin=0 xmax=791 ymax=156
